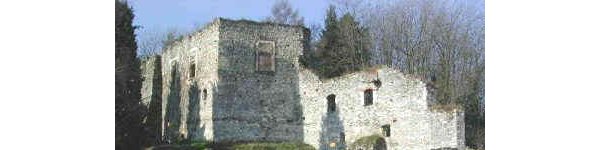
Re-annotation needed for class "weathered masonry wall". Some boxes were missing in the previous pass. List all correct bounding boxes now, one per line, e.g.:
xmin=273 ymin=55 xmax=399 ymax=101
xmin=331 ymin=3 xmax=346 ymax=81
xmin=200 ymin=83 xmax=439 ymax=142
xmin=299 ymin=68 xmax=429 ymax=149
xmin=141 ymin=56 xmax=161 ymax=109
xmin=154 ymin=18 xmax=464 ymax=150
xmin=429 ymin=109 xmax=466 ymax=149
xmin=211 ymin=19 xmax=309 ymax=142
xmin=141 ymin=55 xmax=162 ymax=143
xmin=160 ymin=20 xmax=220 ymax=142
xmin=298 ymin=67 xmax=465 ymax=150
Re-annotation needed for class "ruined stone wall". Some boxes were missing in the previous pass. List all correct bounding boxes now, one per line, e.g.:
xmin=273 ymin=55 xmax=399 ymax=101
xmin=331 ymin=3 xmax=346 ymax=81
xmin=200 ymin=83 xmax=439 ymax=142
xmin=211 ymin=19 xmax=308 ymax=142
xmin=154 ymin=18 xmax=464 ymax=149
xmin=299 ymin=67 xmax=431 ymax=149
xmin=160 ymin=20 xmax=220 ymax=142
xmin=429 ymin=109 xmax=466 ymax=149
xmin=141 ymin=55 xmax=161 ymax=108
xmin=299 ymin=67 xmax=465 ymax=150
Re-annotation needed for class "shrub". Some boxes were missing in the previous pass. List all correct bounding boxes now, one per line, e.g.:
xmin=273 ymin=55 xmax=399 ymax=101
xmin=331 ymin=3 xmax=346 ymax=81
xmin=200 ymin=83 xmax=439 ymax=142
xmin=349 ymin=135 xmax=386 ymax=150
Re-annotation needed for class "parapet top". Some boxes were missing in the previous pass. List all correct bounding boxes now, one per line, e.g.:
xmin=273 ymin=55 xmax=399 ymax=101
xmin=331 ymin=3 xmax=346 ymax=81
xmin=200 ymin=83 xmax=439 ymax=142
xmin=215 ymin=17 xmax=309 ymax=31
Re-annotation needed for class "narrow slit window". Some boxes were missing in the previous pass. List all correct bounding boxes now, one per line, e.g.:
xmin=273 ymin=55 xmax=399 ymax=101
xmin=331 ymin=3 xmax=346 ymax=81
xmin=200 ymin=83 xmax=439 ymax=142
xmin=364 ymin=89 xmax=373 ymax=106
xmin=202 ymin=89 xmax=207 ymax=100
xmin=327 ymin=94 xmax=336 ymax=112
xmin=189 ymin=63 xmax=196 ymax=78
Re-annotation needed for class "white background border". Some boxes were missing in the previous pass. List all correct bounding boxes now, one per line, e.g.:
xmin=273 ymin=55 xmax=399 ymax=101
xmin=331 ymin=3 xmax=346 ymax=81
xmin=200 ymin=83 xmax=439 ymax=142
xmin=0 ymin=0 xmax=599 ymax=149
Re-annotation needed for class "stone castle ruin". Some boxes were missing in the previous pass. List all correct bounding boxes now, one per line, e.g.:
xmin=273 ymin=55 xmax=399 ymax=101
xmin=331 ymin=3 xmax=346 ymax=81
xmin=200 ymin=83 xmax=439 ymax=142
xmin=141 ymin=18 xmax=465 ymax=150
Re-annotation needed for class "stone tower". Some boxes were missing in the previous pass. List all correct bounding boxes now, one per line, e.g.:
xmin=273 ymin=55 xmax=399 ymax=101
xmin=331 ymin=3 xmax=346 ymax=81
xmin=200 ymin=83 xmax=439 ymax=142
xmin=160 ymin=18 xmax=310 ymax=143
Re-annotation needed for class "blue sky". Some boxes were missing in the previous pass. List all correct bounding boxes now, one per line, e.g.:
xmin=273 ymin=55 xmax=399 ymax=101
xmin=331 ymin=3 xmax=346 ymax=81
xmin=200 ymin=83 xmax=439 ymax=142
xmin=130 ymin=0 xmax=330 ymax=40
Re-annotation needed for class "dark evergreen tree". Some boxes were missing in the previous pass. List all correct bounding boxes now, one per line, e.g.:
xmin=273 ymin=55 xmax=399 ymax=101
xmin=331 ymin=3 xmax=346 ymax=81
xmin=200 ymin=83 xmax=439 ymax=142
xmin=314 ymin=5 xmax=372 ymax=78
xmin=115 ymin=0 xmax=147 ymax=149
xmin=317 ymin=5 xmax=343 ymax=78
xmin=338 ymin=13 xmax=372 ymax=72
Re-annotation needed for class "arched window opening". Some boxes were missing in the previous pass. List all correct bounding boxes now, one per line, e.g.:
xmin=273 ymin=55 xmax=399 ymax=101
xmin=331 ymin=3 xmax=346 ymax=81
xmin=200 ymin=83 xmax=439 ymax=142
xmin=327 ymin=94 xmax=336 ymax=112
xmin=364 ymin=89 xmax=373 ymax=106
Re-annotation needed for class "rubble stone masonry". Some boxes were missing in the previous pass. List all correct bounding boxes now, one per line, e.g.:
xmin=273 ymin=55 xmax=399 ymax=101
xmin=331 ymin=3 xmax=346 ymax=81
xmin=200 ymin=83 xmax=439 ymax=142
xmin=143 ymin=18 xmax=464 ymax=150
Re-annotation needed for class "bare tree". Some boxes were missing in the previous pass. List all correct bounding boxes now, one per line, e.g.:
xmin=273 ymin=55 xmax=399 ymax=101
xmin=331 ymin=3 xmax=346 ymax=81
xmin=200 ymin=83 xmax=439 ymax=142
xmin=137 ymin=30 xmax=164 ymax=57
xmin=330 ymin=0 xmax=485 ymax=148
xmin=265 ymin=0 xmax=305 ymax=25
xmin=309 ymin=23 xmax=322 ymax=42
xmin=137 ymin=28 xmax=185 ymax=57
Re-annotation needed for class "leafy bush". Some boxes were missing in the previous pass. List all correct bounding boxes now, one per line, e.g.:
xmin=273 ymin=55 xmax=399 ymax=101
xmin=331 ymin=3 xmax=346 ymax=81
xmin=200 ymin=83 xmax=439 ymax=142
xmin=349 ymin=135 xmax=386 ymax=150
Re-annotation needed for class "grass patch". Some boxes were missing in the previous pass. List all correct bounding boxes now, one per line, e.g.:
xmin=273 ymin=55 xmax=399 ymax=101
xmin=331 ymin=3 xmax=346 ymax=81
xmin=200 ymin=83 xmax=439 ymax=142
xmin=231 ymin=142 xmax=315 ymax=150
xmin=190 ymin=141 xmax=208 ymax=150
xmin=149 ymin=141 xmax=314 ymax=150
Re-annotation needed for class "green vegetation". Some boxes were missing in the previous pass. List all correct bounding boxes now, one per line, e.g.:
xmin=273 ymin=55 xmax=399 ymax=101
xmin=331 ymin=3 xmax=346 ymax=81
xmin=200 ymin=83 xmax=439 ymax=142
xmin=190 ymin=141 xmax=209 ymax=150
xmin=317 ymin=1 xmax=485 ymax=148
xmin=152 ymin=141 xmax=314 ymax=150
xmin=151 ymin=140 xmax=210 ymax=150
xmin=115 ymin=0 xmax=148 ymax=149
xmin=349 ymin=135 xmax=386 ymax=150
xmin=131 ymin=0 xmax=484 ymax=148
xmin=303 ymin=5 xmax=372 ymax=79
xmin=231 ymin=142 xmax=315 ymax=150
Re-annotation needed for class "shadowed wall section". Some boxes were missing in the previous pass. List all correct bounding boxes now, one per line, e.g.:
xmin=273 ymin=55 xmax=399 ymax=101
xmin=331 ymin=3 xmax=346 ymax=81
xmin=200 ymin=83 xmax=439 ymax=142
xmin=160 ymin=20 xmax=220 ymax=143
xmin=211 ymin=19 xmax=308 ymax=142
xmin=164 ymin=64 xmax=182 ymax=143
xmin=186 ymin=81 xmax=204 ymax=140
xmin=140 ymin=55 xmax=163 ymax=145
xmin=318 ymin=109 xmax=345 ymax=150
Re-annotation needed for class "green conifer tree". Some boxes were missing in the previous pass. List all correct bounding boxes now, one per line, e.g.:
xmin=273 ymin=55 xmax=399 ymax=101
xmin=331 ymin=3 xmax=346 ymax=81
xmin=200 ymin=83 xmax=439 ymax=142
xmin=115 ymin=0 xmax=147 ymax=149
xmin=316 ymin=5 xmax=372 ymax=78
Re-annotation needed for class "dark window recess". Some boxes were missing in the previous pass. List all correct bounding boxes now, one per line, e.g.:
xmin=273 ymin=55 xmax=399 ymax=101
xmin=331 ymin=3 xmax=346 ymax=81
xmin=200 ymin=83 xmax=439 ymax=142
xmin=171 ymin=65 xmax=177 ymax=77
xmin=327 ymin=94 xmax=336 ymax=112
xmin=256 ymin=42 xmax=275 ymax=72
xmin=364 ymin=89 xmax=373 ymax=106
xmin=257 ymin=52 xmax=273 ymax=71
xmin=382 ymin=124 xmax=391 ymax=137
xmin=202 ymin=89 xmax=207 ymax=100
xmin=189 ymin=63 xmax=196 ymax=78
